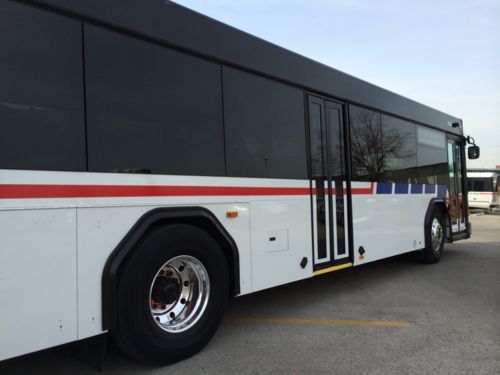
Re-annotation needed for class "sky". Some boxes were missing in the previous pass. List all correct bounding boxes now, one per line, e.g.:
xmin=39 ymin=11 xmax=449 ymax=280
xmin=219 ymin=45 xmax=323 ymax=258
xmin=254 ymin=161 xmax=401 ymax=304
xmin=175 ymin=0 xmax=500 ymax=169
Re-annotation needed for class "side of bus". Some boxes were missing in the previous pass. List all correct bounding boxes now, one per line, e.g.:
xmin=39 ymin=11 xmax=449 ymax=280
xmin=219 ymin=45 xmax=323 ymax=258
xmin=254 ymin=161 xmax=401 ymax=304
xmin=467 ymin=172 xmax=499 ymax=210
xmin=0 ymin=0 xmax=470 ymax=364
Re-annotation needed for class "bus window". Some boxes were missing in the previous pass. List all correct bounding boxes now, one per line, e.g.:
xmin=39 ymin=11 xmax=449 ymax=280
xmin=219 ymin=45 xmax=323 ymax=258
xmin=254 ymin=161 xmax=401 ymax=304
xmin=0 ymin=0 xmax=85 ymax=171
xmin=349 ymin=105 xmax=383 ymax=181
xmin=223 ymin=67 xmax=307 ymax=179
xmin=85 ymin=25 xmax=225 ymax=177
xmin=381 ymin=114 xmax=418 ymax=183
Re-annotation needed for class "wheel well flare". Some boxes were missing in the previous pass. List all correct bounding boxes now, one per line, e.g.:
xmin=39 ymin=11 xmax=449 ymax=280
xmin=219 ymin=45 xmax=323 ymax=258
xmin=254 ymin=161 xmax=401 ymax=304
xmin=101 ymin=207 xmax=239 ymax=330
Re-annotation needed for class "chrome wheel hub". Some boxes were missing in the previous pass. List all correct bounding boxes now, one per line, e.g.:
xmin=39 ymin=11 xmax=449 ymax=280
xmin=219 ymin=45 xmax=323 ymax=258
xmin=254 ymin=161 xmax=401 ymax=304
xmin=431 ymin=218 xmax=443 ymax=252
xmin=149 ymin=255 xmax=210 ymax=333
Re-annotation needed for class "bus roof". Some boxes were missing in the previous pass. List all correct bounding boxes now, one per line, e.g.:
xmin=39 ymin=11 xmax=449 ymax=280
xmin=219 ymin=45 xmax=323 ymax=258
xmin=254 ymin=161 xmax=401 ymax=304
xmin=35 ymin=0 xmax=463 ymax=135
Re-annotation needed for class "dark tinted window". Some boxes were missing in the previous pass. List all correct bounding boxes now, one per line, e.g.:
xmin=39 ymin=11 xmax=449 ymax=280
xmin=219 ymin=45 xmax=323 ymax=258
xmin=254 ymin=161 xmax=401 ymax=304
xmin=416 ymin=126 xmax=448 ymax=185
xmin=223 ymin=67 xmax=307 ymax=179
xmin=309 ymin=101 xmax=325 ymax=178
xmin=381 ymin=115 xmax=418 ymax=183
xmin=85 ymin=25 xmax=225 ymax=176
xmin=468 ymin=178 xmax=493 ymax=192
xmin=0 ymin=1 xmax=85 ymax=171
xmin=349 ymin=105 xmax=383 ymax=181
xmin=327 ymin=104 xmax=344 ymax=178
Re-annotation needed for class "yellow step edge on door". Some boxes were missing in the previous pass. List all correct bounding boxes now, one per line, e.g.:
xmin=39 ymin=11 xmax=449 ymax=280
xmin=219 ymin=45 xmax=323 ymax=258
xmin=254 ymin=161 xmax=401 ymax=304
xmin=313 ymin=262 xmax=353 ymax=276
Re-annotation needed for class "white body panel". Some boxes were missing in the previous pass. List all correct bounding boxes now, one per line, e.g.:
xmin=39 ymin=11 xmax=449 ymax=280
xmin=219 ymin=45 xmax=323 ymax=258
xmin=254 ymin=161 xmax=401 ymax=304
xmin=351 ymin=182 xmax=436 ymax=266
xmin=0 ymin=208 xmax=77 ymax=361
xmin=0 ymin=170 xmax=443 ymax=360
xmin=0 ymin=169 xmax=311 ymax=358
xmin=468 ymin=191 xmax=498 ymax=209
xmin=250 ymin=199 xmax=312 ymax=291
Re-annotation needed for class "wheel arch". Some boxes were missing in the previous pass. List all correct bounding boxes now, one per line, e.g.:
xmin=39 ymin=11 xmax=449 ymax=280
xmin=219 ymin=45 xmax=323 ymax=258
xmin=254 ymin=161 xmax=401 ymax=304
xmin=101 ymin=206 xmax=240 ymax=331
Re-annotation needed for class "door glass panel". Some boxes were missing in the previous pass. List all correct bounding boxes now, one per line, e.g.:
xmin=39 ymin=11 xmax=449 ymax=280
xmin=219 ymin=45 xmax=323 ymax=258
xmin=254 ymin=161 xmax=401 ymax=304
xmin=309 ymin=99 xmax=327 ymax=261
xmin=455 ymin=143 xmax=464 ymax=226
xmin=309 ymin=96 xmax=349 ymax=267
xmin=327 ymin=106 xmax=346 ymax=256
xmin=447 ymin=141 xmax=457 ymax=226
xmin=448 ymin=140 xmax=466 ymax=231
xmin=327 ymin=107 xmax=343 ymax=178
xmin=310 ymin=102 xmax=325 ymax=178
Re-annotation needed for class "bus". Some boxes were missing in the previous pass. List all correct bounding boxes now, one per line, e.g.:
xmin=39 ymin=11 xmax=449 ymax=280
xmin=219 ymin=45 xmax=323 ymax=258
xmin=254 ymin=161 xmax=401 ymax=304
xmin=467 ymin=170 xmax=499 ymax=210
xmin=0 ymin=0 xmax=480 ymax=365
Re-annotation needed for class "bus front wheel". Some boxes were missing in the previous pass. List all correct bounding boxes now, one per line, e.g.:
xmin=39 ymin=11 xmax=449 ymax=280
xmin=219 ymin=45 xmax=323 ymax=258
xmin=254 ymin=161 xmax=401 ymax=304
xmin=112 ymin=224 xmax=229 ymax=365
xmin=422 ymin=206 xmax=445 ymax=264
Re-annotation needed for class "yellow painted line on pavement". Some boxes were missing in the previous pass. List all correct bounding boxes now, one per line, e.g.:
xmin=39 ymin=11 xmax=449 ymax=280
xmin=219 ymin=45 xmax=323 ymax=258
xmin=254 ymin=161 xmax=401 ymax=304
xmin=226 ymin=317 xmax=410 ymax=328
xmin=313 ymin=262 xmax=353 ymax=276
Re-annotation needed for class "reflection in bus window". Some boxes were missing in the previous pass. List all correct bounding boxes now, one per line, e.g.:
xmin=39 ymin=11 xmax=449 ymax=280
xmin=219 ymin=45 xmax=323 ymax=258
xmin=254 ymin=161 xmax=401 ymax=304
xmin=349 ymin=105 xmax=383 ymax=181
xmin=381 ymin=115 xmax=417 ymax=183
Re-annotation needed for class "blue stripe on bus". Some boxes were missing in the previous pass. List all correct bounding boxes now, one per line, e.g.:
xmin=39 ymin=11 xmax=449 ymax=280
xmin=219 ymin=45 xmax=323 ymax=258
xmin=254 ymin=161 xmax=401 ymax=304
xmin=410 ymin=184 xmax=423 ymax=194
xmin=376 ymin=182 xmax=392 ymax=194
xmin=437 ymin=185 xmax=447 ymax=198
xmin=394 ymin=183 xmax=408 ymax=194
xmin=424 ymin=184 xmax=436 ymax=194
xmin=370 ymin=182 xmax=443 ymax=195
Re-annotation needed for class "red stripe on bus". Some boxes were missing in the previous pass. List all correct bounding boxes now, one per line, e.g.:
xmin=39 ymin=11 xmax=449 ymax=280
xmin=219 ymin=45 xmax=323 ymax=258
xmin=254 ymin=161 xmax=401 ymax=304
xmin=349 ymin=182 xmax=374 ymax=195
xmin=0 ymin=184 xmax=311 ymax=199
xmin=312 ymin=182 xmax=374 ymax=196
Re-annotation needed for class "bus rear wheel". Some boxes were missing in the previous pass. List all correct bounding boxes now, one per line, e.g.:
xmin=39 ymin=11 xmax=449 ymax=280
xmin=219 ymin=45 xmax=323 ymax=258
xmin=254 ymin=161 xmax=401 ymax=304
xmin=112 ymin=224 xmax=229 ymax=365
xmin=422 ymin=206 xmax=445 ymax=264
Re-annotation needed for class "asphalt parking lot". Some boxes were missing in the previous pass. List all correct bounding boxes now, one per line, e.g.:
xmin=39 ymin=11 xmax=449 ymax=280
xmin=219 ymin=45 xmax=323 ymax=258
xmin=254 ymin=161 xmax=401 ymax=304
xmin=1 ymin=214 xmax=499 ymax=374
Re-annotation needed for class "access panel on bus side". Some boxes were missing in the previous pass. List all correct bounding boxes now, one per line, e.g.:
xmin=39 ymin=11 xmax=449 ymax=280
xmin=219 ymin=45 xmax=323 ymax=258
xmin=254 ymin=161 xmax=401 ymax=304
xmin=308 ymin=95 xmax=351 ymax=272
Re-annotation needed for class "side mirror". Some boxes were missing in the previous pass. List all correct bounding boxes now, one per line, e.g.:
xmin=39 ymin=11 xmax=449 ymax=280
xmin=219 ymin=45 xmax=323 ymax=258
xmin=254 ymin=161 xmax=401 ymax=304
xmin=468 ymin=145 xmax=480 ymax=159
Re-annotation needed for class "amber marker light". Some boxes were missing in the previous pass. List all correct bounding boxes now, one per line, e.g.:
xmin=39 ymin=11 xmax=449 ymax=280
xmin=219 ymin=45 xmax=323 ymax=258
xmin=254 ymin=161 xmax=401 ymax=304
xmin=226 ymin=211 xmax=238 ymax=218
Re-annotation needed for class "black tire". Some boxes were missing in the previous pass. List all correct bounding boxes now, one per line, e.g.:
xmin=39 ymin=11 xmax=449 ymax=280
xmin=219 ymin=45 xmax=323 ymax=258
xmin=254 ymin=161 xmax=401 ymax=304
xmin=422 ymin=206 xmax=445 ymax=264
xmin=112 ymin=224 xmax=229 ymax=365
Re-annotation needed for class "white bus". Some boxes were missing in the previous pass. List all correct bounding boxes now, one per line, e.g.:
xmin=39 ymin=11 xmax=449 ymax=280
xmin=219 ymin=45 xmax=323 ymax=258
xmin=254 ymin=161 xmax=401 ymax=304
xmin=0 ymin=0 xmax=480 ymax=365
xmin=467 ymin=171 xmax=499 ymax=210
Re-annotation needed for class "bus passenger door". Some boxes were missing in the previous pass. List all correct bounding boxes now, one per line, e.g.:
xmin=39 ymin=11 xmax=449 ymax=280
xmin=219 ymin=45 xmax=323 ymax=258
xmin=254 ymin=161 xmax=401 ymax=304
xmin=308 ymin=95 xmax=350 ymax=272
xmin=447 ymin=138 xmax=467 ymax=234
